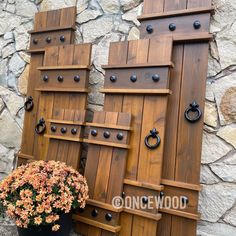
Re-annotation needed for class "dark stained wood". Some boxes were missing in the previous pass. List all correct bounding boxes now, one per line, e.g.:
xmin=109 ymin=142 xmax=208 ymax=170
xmin=75 ymin=111 xmax=131 ymax=235
xmin=138 ymin=6 xmax=213 ymax=20
xmin=102 ymin=37 xmax=173 ymax=236
xmin=34 ymin=11 xmax=47 ymax=31
xmin=140 ymin=13 xmax=211 ymax=39
xmin=143 ymin=0 xmax=165 ymax=14
xmin=139 ymin=0 xmax=212 ymax=235
xmin=33 ymin=44 xmax=91 ymax=163
xmin=60 ymin=7 xmax=76 ymax=27
xmin=19 ymin=7 xmax=77 ymax=165
xmin=19 ymin=55 xmax=44 ymax=160
xmin=175 ymin=43 xmax=209 ymax=184
xmin=104 ymin=67 xmax=169 ymax=90
xmin=46 ymin=9 xmax=61 ymax=28
xmin=29 ymin=7 xmax=76 ymax=51
xmin=162 ymin=45 xmax=184 ymax=181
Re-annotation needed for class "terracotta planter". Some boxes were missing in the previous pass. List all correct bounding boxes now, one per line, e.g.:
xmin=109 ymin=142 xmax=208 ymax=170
xmin=17 ymin=212 xmax=72 ymax=236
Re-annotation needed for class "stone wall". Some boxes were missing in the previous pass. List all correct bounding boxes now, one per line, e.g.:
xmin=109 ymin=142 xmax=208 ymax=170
xmin=0 ymin=0 xmax=235 ymax=235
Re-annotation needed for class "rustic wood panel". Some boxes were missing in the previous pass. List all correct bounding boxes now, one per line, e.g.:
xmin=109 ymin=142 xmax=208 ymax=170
xmin=140 ymin=13 xmax=211 ymax=39
xmin=139 ymin=0 xmax=212 ymax=235
xmin=18 ymin=7 xmax=77 ymax=165
xmin=75 ymin=111 xmax=131 ymax=236
xmin=46 ymin=109 xmax=86 ymax=169
xmin=101 ymin=37 xmax=173 ymax=236
xmin=33 ymin=44 xmax=91 ymax=162
xmin=29 ymin=7 xmax=76 ymax=51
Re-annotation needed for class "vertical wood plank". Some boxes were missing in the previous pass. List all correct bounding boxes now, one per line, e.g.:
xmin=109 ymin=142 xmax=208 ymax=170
xmin=93 ymin=112 xmax=118 ymax=202
xmin=106 ymin=113 xmax=131 ymax=203
xmin=138 ymin=96 xmax=168 ymax=184
xmin=58 ymin=45 xmax=74 ymax=65
xmin=56 ymin=110 xmax=75 ymax=163
xmin=148 ymin=37 xmax=173 ymax=64
xmin=175 ymin=43 xmax=209 ymax=184
xmin=73 ymin=44 xmax=92 ymax=65
xmin=143 ymin=0 xmax=165 ymax=14
xmin=104 ymin=41 xmax=128 ymax=113
xmin=157 ymin=213 xmax=172 ymax=236
xmin=46 ymin=9 xmax=61 ymax=28
xmin=132 ymin=216 xmax=157 ymax=236
xmin=162 ymin=45 xmax=184 ymax=180
xmin=34 ymin=11 xmax=47 ymax=31
xmin=122 ymin=96 xmax=144 ymax=180
xmin=20 ymin=54 xmax=44 ymax=156
xmin=119 ymin=213 xmax=133 ymax=236
xmin=43 ymin=46 xmax=59 ymax=66
xmin=88 ymin=226 xmax=102 ymax=236
xmin=34 ymin=92 xmax=54 ymax=160
xmin=171 ymin=216 xmax=197 ymax=236
xmin=84 ymin=112 xmax=106 ymax=198
xmin=164 ymin=0 xmax=187 ymax=12
xmin=60 ymin=7 xmax=76 ymax=27
xmin=187 ymin=0 xmax=212 ymax=8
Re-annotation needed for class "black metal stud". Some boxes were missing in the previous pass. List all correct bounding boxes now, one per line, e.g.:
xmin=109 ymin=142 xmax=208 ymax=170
xmin=169 ymin=23 xmax=176 ymax=31
xmin=51 ymin=126 xmax=57 ymax=132
xmin=142 ymin=196 xmax=149 ymax=204
xmin=110 ymin=75 xmax=117 ymax=83
xmin=122 ymin=192 xmax=125 ymax=198
xmin=74 ymin=75 xmax=80 ymax=82
xmin=117 ymin=133 xmax=124 ymax=140
xmin=61 ymin=127 xmax=67 ymax=134
xmin=193 ymin=20 xmax=201 ymax=30
xmin=103 ymin=131 xmax=110 ymax=139
xmin=43 ymin=75 xmax=49 ymax=82
xmin=71 ymin=128 xmax=77 ymax=135
xmin=130 ymin=75 xmax=137 ymax=83
xmin=57 ymin=75 xmax=64 ymax=82
xmin=91 ymin=209 xmax=98 ymax=218
xmin=78 ymin=208 xmax=85 ymax=213
xmin=91 ymin=129 xmax=98 ymax=137
xmin=160 ymin=192 xmax=165 ymax=199
xmin=181 ymin=196 xmax=189 ymax=205
xmin=105 ymin=213 xmax=112 ymax=221
xmin=33 ymin=38 xmax=38 ymax=45
xmin=46 ymin=37 xmax=51 ymax=43
xmin=152 ymin=74 xmax=160 ymax=82
xmin=146 ymin=25 xmax=153 ymax=34
xmin=60 ymin=35 xmax=66 ymax=42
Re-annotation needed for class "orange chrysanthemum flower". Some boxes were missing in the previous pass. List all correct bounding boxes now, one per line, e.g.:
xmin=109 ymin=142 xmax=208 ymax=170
xmin=0 ymin=161 xmax=88 ymax=231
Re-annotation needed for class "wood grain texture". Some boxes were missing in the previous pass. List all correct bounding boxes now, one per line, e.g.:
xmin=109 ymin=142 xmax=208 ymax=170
xmin=102 ymin=38 xmax=173 ymax=235
xmin=139 ymin=0 xmax=212 ymax=235
xmin=19 ymin=8 xmax=77 ymax=165
xmin=76 ymin=111 xmax=131 ymax=235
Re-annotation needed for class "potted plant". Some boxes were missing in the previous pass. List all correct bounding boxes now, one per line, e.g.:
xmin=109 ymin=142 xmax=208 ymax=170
xmin=0 ymin=160 xmax=88 ymax=236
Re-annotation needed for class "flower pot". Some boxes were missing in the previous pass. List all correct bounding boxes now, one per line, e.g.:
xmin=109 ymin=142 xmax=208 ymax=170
xmin=17 ymin=212 xmax=72 ymax=236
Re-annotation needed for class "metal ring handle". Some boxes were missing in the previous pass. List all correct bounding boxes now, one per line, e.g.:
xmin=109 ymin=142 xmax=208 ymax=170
xmin=184 ymin=101 xmax=202 ymax=123
xmin=35 ymin=118 xmax=46 ymax=135
xmin=24 ymin=96 xmax=34 ymax=112
xmin=145 ymin=128 xmax=161 ymax=150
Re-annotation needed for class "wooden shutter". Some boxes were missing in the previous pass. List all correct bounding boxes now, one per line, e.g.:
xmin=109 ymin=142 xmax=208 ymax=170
xmin=138 ymin=1 xmax=212 ymax=235
xmin=18 ymin=7 xmax=77 ymax=164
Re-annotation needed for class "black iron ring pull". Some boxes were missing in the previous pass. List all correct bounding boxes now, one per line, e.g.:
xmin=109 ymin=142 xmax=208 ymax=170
xmin=24 ymin=96 xmax=34 ymax=112
xmin=184 ymin=101 xmax=202 ymax=123
xmin=35 ymin=118 xmax=46 ymax=135
xmin=145 ymin=128 xmax=161 ymax=150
